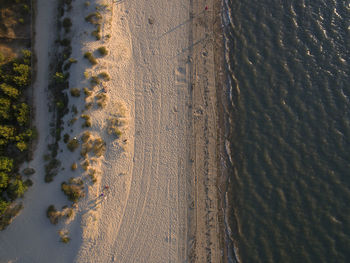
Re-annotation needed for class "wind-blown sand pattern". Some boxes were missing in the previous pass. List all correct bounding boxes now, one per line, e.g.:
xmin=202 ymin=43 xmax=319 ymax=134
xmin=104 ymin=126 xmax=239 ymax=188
xmin=0 ymin=0 xmax=222 ymax=262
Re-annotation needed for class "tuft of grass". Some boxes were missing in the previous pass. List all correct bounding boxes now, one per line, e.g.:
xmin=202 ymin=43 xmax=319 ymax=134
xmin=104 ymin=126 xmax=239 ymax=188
xmin=84 ymin=52 xmax=97 ymax=65
xmin=84 ymin=1 xmax=90 ymax=7
xmin=81 ymin=160 xmax=90 ymax=171
xmin=71 ymin=162 xmax=77 ymax=171
xmin=92 ymin=138 xmax=106 ymax=157
xmin=67 ymin=138 xmax=79 ymax=152
xmin=68 ymin=117 xmax=78 ymax=126
xmin=84 ymin=70 xmax=90 ymax=79
xmin=81 ymin=131 xmax=91 ymax=143
xmin=68 ymin=58 xmax=77 ymax=64
xmin=91 ymin=28 xmax=101 ymax=40
xmin=97 ymin=46 xmax=108 ymax=56
xmin=47 ymin=205 xmax=60 ymax=224
xmin=61 ymin=180 xmax=85 ymax=203
xmin=83 ymin=87 xmax=92 ymax=97
xmin=71 ymin=105 xmax=78 ymax=115
xmin=90 ymin=76 xmax=100 ymax=86
xmin=88 ymin=169 xmax=97 ymax=183
xmin=96 ymin=93 xmax=107 ymax=108
xmin=81 ymin=115 xmax=92 ymax=127
xmin=85 ymin=101 xmax=93 ymax=110
xmin=61 ymin=236 xmax=70 ymax=243
xmin=85 ymin=12 xmax=102 ymax=25
xmin=98 ymin=72 xmax=110 ymax=81
xmin=80 ymin=141 xmax=92 ymax=158
xmin=70 ymin=88 xmax=81 ymax=97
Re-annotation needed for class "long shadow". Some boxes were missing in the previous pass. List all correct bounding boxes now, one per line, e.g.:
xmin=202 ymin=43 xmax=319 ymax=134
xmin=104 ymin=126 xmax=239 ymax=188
xmin=172 ymin=33 xmax=213 ymax=59
xmin=157 ymin=10 xmax=207 ymax=40
xmin=112 ymin=0 xmax=126 ymax=5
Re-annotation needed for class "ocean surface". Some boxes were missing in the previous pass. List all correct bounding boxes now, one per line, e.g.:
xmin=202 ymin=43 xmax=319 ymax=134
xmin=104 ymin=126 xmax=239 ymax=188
xmin=222 ymin=0 xmax=350 ymax=262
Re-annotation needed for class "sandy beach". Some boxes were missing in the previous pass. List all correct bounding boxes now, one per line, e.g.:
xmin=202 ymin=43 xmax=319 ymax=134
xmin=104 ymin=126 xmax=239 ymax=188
xmin=0 ymin=0 xmax=222 ymax=262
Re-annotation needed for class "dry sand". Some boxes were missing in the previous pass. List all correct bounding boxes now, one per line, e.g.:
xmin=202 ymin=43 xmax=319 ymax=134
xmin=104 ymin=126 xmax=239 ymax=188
xmin=0 ymin=0 xmax=223 ymax=262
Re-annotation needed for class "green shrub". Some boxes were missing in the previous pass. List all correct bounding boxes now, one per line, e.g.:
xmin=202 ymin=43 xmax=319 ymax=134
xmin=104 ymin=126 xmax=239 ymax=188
xmin=0 ymin=199 xmax=9 ymax=215
xmin=70 ymin=88 xmax=81 ymax=97
xmin=12 ymin=63 xmax=31 ymax=87
xmin=0 ymin=83 xmax=20 ymax=99
xmin=0 ymin=157 xmax=13 ymax=172
xmin=67 ymin=138 xmax=79 ymax=152
xmin=0 ymin=98 xmax=11 ymax=120
xmin=97 ymin=46 xmax=108 ymax=56
xmin=54 ymin=72 xmax=66 ymax=83
xmin=0 ymin=172 xmax=9 ymax=189
xmin=83 ymin=52 xmax=97 ymax=65
xmin=0 ymin=203 xmax=23 ymax=230
xmin=98 ymin=72 xmax=110 ymax=81
xmin=7 ymin=179 xmax=27 ymax=200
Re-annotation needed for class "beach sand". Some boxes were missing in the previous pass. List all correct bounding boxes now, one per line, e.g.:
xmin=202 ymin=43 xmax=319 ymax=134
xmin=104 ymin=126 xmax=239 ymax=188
xmin=0 ymin=0 xmax=222 ymax=262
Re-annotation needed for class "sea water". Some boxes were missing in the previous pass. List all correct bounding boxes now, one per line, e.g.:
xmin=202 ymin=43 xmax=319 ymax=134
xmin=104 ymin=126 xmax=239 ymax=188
xmin=223 ymin=0 xmax=350 ymax=262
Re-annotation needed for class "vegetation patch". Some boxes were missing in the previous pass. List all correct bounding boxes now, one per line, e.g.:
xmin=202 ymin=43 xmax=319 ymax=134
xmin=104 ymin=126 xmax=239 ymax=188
xmin=81 ymin=114 xmax=92 ymax=127
xmin=45 ymin=158 xmax=61 ymax=183
xmin=96 ymin=93 xmax=107 ymax=108
xmin=97 ymin=46 xmax=108 ymax=56
xmin=83 ymin=52 xmax=97 ymax=65
xmin=98 ymin=72 xmax=110 ymax=81
xmin=70 ymin=88 xmax=81 ymax=97
xmin=61 ymin=178 xmax=84 ymax=203
xmin=67 ymin=138 xmax=79 ymax=152
xmin=92 ymin=138 xmax=106 ymax=157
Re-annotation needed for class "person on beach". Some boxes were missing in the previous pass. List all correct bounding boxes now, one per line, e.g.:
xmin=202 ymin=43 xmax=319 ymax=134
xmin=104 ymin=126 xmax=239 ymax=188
xmin=205 ymin=6 xmax=208 ymax=10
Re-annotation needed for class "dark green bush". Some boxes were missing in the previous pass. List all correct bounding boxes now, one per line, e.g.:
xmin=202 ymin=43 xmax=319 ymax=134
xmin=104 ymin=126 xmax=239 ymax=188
xmin=63 ymin=133 xmax=70 ymax=143
xmin=62 ymin=17 xmax=72 ymax=32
